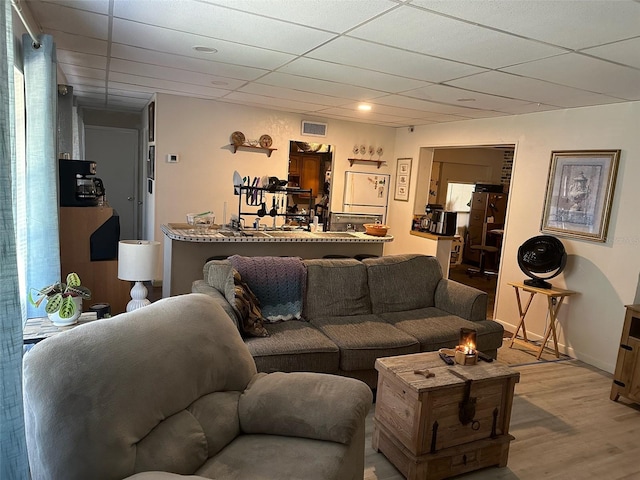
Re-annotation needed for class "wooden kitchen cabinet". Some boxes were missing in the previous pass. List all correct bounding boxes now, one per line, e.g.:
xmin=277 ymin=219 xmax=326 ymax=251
xmin=611 ymin=305 xmax=640 ymax=404
xmin=288 ymin=154 xmax=321 ymax=198
xmin=464 ymin=192 xmax=507 ymax=265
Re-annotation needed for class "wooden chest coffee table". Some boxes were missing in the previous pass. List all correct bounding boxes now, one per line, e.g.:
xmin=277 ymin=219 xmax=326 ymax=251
xmin=372 ymin=352 xmax=520 ymax=480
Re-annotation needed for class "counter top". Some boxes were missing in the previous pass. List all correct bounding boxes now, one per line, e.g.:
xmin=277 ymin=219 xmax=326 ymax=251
xmin=409 ymin=230 xmax=456 ymax=241
xmin=162 ymin=224 xmax=393 ymax=243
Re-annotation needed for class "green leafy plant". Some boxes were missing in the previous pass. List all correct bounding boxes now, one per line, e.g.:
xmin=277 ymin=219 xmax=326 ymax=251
xmin=29 ymin=272 xmax=92 ymax=319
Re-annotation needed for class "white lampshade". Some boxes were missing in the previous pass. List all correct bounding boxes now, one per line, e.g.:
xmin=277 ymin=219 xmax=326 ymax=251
xmin=118 ymin=240 xmax=160 ymax=281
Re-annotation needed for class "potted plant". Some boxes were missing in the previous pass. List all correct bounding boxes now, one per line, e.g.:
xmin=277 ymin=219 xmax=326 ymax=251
xmin=29 ymin=272 xmax=92 ymax=326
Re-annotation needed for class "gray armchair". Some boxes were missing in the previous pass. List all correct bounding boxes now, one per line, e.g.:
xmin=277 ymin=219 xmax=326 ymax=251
xmin=23 ymin=294 xmax=372 ymax=480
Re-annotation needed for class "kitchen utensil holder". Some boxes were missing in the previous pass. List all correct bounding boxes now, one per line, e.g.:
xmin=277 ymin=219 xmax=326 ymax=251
xmin=237 ymin=186 xmax=314 ymax=230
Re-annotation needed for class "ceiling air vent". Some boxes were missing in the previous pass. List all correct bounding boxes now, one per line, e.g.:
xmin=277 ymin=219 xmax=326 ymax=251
xmin=301 ymin=120 xmax=327 ymax=137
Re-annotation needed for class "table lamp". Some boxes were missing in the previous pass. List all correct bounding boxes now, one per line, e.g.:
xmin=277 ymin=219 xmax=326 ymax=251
xmin=118 ymin=240 xmax=161 ymax=312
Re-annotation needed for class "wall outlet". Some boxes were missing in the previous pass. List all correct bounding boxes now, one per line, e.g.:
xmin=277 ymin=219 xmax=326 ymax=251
xmin=167 ymin=154 xmax=179 ymax=163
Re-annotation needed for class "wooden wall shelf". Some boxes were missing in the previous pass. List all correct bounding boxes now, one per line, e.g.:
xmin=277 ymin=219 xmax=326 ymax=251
xmin=348 ymin=158 xmax=385 ymax=169
xmin=231 ymin=144 xmax=277 ymax=157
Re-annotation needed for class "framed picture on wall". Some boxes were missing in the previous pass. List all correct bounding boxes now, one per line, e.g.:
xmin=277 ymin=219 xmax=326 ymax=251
xmin=148 ymin=101 xmax=155 ymax=142
xmin=540 ymin=149 xmax=620 ymax=242
xmin=394 ymin=157 xmax=412 ymax=201
xmin=147 ymin=145 xmax=155 ymax=180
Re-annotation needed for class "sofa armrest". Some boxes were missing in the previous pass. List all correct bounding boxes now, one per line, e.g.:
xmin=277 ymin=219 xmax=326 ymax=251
xmin=192 ymin=280 xmax=241 ymax=331
xmin=239 ymin=372 xmax=372 ymax=445
xmin=434 ymin=278 xmax=488 ymax=322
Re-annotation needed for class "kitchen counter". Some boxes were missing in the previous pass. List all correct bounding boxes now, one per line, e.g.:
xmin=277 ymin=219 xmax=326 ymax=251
xmin=161 ymin=224 xmax=393 ymax=297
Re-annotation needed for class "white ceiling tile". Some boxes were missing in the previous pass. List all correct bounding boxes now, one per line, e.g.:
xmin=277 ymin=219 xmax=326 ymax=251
xmin=205 ymin=0 xmax=398 ymax=33
xmin=108 ymin=72 xmax=230 ymax=98
xmin=35 ymin=0 xmax=111 ymax=15
xmin=58 ymin=65 xmax=105 ymax=80
xmin=446 ymin=71 xmax=626 ymax=108
xmin=313 ymin=106 xmax=407 ymax=123
xmin=112 ymin=0 xmax=336 ymax=54
xmin=349 ymin=4 xmax=566 ymax=68
xmin=46 ymin=31 xmax=108 ymax=56
xmin=222 ymin=92 xmax=322 ymax=113
xmin=71 ymin=85 xmax=105 ymax=95
xmin=583 ymin=37 xmax=640 ymax=69
xmin=112 ymin=19 xmax=296 ymax=70
xmin=503 ymin=53 xmax=640 ymax=100
xmin=339 ymin=101 xmax=440 ymax=119
xmin=239 ymin=83 xmax=350 ymax=107
xmin=307 ymin=36 xmax=486 ymax=82
xmin=110 ymin=44 xmax=268 ymax=81
xmin=64 ymin=75 xmax=106 ymax=88
xmin=405 ymin=84 xmax=543 ymax=111
xmin=26 ymin=1 xmax=109 ymax=39
xmin=56 ymin=50 xmax=106 ymax=70
xmin=109 ymin=59 xmax=244 ymax=90
xmin=256 ymin=72 xmax=387 ymax=101
xmin=279 ymin=57 xmax=433 ymax=93
xmin=371 ymin=94 xmax=481 ymax=115
xmin=412 ymin=0 xmax=640 ymax=50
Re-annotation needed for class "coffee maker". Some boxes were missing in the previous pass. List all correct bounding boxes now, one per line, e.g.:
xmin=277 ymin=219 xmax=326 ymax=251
xmin=59 ymin=159 xmax=104 ymax=207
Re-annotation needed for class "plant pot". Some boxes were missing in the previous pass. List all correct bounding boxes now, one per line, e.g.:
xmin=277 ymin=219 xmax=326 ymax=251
xmin=48 ymin=297 xmax=82 ymax=327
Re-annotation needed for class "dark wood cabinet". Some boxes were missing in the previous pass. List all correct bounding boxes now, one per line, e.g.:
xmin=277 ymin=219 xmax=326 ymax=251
xmin=463 ymin=191 xmax=507 ymax=265
xmin=288 ymin=154 xmax=321 ymax=198
xmin=611 ymin=305 xmax=640 ymax=404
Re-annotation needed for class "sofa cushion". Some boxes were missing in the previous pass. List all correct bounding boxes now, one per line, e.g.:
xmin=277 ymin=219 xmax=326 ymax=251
xmin=380 ymin=307 xmax=504 ymax=352
xmin=229 ymin=255 xmax=306 ymax=322
xmin=363 ymin=254 xmax=443 ymax=313
xmin=245 ymin=321 xmax=339 ymax=374
xmin=310 ymin=314 xmax=420 ymax=371
xmin=303 ymin=259 xmax=371 ymax=320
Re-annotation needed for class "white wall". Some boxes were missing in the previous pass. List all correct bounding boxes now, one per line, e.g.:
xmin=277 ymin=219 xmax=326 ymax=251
xmin=151 ymin=94 xmax=397 ymax=259
xmin=387 ymin=101 xmax=640 ymax=373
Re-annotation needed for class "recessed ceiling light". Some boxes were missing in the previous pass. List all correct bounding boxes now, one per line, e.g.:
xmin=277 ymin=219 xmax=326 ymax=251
xmin=456 ymin=98 xmax=476 ymax=102
xmin=211 ymin=80 xmax=228 ymax=86
xmin=193 ymin=46 xmax=218 ymax=53
xmin=357 ymin=104 xmax=372 ymax=111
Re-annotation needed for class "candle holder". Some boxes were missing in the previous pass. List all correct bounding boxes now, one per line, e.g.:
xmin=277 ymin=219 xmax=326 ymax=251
xmin=455 ymin=327 xmax=478 ymax=365
xmin=454 ymin=346 xmax=478 ymax=365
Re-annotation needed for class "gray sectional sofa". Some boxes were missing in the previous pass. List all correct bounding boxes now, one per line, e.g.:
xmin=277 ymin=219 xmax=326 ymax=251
xmin=192 ymin=254 xmax=504 ymax=389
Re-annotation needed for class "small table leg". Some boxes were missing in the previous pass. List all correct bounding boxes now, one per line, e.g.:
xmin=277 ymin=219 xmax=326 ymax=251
xmin=509 ymin=287 xmax=535 ymax=349
xmin=536 ymin=296 xmax=566 ymax=359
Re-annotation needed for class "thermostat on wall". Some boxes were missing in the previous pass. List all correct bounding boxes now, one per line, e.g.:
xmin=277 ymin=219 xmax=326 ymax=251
xmin=167 ymin=154 xmax=179 ymax=163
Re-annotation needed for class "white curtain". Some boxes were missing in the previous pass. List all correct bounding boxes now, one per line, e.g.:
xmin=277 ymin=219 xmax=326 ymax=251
xmin=22 ymin=33 xmax=60 ymax=318
xmin=0 ymin=0 xmax=29 ymax=477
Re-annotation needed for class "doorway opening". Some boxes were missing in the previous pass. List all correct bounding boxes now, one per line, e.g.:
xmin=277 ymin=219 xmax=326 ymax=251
xmin=416 ymin=145 xmax=515 ymax=319
xmin=287 ymin=141 xmax=333 ymax=228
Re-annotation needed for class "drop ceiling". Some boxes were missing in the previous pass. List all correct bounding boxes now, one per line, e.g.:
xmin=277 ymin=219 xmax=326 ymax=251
xmin=20 ymin=0 xmax=640 ymax=127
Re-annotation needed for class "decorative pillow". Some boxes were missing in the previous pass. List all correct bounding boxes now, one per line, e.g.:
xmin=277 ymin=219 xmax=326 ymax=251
xmin=228 ymin=255 xmax=306 ymax=322
xmin=233 ymin=270 xmax=269 ymax=338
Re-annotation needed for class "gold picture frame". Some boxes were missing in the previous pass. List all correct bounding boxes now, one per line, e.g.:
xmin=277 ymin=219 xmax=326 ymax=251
xmin=541 ymin=149 xmax=620 ymax=242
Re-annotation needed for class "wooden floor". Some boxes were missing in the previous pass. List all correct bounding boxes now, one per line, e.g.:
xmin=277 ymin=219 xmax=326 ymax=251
xmin=364 ymin=360 xmax=640 ymax=480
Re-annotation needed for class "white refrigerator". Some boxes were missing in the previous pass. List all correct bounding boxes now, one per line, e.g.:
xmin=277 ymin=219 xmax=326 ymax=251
xmin=343 ymin=171 xmax=390 ymax=222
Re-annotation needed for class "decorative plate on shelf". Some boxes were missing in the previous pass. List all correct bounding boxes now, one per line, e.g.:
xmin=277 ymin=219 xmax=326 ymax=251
xmin=259 ymin=134 xmax=273 ymax=149
xmin=368 ymin=145 xmax=375 ymax=155
xmin=231 ymin=131 xmax=245 ymax=146
xmin=359 ymin=144 xmax=366 ymax=155
xmin=353 ymin=145 xmax=359 ymax=155
xmin=377 ymin=147 xmax=384 ymax=156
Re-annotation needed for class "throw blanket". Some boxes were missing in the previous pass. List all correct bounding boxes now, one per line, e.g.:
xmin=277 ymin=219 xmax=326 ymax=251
xmin=228 ymin=255 xmax=306 ymax=322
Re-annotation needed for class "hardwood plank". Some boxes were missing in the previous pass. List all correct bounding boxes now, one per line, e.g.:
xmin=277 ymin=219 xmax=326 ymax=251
xmin=365 ymin=360 xmax=640 ymax=480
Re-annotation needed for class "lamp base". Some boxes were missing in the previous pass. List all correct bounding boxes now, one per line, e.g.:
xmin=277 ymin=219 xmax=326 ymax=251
xmin=126 ymin=281 xmax=151 ymax=312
